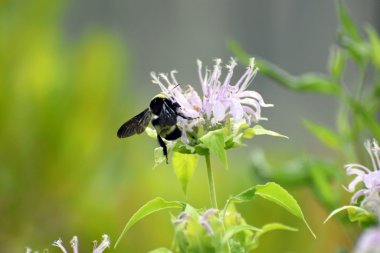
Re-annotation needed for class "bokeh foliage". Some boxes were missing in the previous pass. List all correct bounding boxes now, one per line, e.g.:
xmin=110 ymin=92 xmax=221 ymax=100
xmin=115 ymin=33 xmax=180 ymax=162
xmin=0 ymin=0 xmax=374 ymax=252
xmin=0 ymin=0 xmax=132 ymax=251
xmin=230 ymin=1 xmax=380 ymax=252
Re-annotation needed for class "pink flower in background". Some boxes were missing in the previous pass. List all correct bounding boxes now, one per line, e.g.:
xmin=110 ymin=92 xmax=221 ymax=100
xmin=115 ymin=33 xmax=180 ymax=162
xmin=355 ymin=227 xmax=380 ymax=253
xmin=26 ymin=235 xmax=110 ymax=253
xmin=345 ymin=139 xmax=380 ymax=204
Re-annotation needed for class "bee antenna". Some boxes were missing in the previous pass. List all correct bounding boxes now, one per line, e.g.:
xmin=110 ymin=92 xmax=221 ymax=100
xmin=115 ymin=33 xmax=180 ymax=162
xmin=172 ymin=84 xmax=180 ymax=90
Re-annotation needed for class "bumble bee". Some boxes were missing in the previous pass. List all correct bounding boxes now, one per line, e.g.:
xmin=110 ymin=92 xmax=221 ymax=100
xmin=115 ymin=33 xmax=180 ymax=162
xmin=117 ymin=94 xmax=190 ymax=163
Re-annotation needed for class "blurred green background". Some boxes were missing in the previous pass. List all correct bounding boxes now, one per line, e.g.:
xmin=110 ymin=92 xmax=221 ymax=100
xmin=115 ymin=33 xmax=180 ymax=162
xmin=1 ymin=0 xmax=379 ymax=252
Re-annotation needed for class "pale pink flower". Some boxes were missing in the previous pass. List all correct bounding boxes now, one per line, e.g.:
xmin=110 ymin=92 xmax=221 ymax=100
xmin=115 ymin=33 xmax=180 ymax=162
xmin=355 ymin=227 xmax=380 ymax=253
xmin=345 ymin=139 xmax=380 ymax=204
xmin=151 ymin=58 xmax=272 ymax=142
xmin=26 ymin=235 xmax=110 ymax=253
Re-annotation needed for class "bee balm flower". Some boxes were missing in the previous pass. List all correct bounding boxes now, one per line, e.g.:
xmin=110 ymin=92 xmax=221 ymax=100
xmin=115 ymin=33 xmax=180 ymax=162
xmin=26 ymin=235 xmax=110 ymax=253
xmin=151 ymin=58 xmax=272 ymax=142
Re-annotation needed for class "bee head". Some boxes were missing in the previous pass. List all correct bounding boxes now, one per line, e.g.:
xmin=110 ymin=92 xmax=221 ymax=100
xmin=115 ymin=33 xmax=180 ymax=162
xmin=149 ymin=94 xmax=167 ymax=115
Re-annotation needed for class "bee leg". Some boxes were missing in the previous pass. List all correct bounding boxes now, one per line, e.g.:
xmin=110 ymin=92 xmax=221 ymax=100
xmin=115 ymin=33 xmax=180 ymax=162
xmin=157 ymin=135 xmax=168 ymax=164
xmin=177 ymin=112 xmax=194 ymax=120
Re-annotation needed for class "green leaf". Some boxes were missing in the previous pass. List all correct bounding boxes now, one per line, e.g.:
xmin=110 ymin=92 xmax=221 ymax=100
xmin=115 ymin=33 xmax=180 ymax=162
xmin=250 ymin=223 xmax=298 ymax=250
xmin=309 ymin=162 xmax=340 ymax=209
xmin=257 ymin=58 xmax=340 ymax=94
xmin=228 ymin=40 xmax=250 ymax=65
xmin=294 ymin=74 xmax=341 ymax=94
xmin=303 ymin=119 xmax=342 ymax=150
xmin=244 ymin=125 xmax=288 ymax=139
xmin=255 ymin=182 xmax=316 ymax=238
xmin=172 ymin=152 xmax=198 ymax=194
xmin=328 ymin=46 xmax=346 ymax=79
xmin=229 ymin=41 xmax=340 ymax=94
xmin=222 ymin=224 xmax=261 ymax=244
xmin=324 ymin=205 xmax=376 ymax=224
xmin=367 ymin=25 xmax=380 ymax=70
xmin=148 ymin=248 xmax=173 ymax=253
xmin=199 ymin=129 xmax=228 ymax=169
xmin=230 ymin=186 xmax=256 ymax=203
xmin=336 ymin=0 xmax=361 ymax=43
xmin=223 ymin=187 xmax=256 ymax=219
xmin=348 ymin=98 xmax=380 ymax=139
xmin=114 ymin=198 xmax=184 ymax=248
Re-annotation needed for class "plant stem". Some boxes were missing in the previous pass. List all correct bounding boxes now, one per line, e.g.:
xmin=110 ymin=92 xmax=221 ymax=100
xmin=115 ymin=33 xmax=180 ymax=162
xmin=205 ymin=153 xmax=218 ymax=209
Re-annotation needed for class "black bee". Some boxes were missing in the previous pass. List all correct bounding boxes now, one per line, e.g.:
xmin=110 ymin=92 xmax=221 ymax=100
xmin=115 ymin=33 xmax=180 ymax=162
xmin=117 ymin=94 xmax=190 ymax=163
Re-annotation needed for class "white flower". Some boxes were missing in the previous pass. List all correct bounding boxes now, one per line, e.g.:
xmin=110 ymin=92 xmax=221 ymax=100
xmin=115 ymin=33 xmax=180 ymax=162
xmin=151 ymin=58 xmax=272 ymax=142
xmin=26 ymin=235 xmax=110 ymax=253
xmin=197 ymin=58 xmax=273 ymax=125
xmin=345 ymin=139 xmax=380 ymax=204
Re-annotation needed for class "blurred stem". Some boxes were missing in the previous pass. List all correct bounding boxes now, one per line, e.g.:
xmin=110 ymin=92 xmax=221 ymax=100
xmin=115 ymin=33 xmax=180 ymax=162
xmin=352 ymin=63 xmax=368 ymax=160
xmin=355 ymin=62 xmax=368 ymax=100
xmin=205 ymin=153 xmax=218 ymax=209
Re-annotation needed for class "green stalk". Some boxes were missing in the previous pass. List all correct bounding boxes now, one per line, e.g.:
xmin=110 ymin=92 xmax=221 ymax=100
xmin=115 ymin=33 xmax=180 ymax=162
xmin=205 ymin=153 xmax=218 ymax=209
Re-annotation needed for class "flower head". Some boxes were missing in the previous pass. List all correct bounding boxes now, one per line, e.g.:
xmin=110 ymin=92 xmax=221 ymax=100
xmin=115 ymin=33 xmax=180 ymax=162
xmin=355 ymin=227 xmax=380 ymax=253
xmin=199 ymin=208 xmax=218 ymax=235
xmin=345 ymin=139 xmax=380 ymax=204
xmin=151 ymin=58 xmax=272 ymax=143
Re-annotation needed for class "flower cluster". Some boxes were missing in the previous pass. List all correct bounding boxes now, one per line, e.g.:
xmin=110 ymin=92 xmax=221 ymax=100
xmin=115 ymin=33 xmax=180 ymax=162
xmin=151 ymin=58 xmax=272 ymax=143
xmin=173 ymin=209 xmax=218 ymax=235
xmin=344 ymin=139 xmax=380 ymax=209
xmin=26 ymin=235 xmax=110 ymax=253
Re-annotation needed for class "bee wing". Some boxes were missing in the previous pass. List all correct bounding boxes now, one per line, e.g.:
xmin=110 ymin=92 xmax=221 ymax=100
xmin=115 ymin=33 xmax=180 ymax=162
xmin=117 ymin=108 xmax=152 ymax=138
xmin=158 ymin=101 xmax=178 ymax=126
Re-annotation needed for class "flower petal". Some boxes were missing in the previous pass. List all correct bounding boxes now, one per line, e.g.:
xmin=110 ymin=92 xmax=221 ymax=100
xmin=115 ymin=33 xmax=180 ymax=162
xmin=347 ymin=175 xmax=364 ymax=192
xmin=351 ymin=189 xmax=368 ymax=203
xmin=229 ymin=99 xmax=244 ymax=120
xmin=211 ymin=101 xmax=225 ymax=124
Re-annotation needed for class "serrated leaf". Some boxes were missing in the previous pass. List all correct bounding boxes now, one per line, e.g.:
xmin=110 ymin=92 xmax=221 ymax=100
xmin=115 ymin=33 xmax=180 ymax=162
xmin=148 ymin=248 xmax=173 ymax=253
xmin=199 ymin=129 xmax=228 ymax=169
xmin=173 ymin=152 xmax=198 ymax=194
xmin=303 ymin=119 xmax=342 ymax=150
xmin=250 ymin=223 xmax=298 ymax=250
xmin=244 ymin=125 xmax=288 ymax=139
xmin=114 ymin=198 xmax=184 ymax=248
xmin=222 ymin=224 xmax=261 ymax=244
xmin=324 ymin=205 xmax=376 ymax=224
xmin=255 ymin=182 xmax=316 ymax=238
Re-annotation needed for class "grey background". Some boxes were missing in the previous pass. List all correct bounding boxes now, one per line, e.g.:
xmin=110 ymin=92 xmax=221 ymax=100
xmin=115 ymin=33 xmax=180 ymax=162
xmin=63 ymin=0 xmax=380 ymax=151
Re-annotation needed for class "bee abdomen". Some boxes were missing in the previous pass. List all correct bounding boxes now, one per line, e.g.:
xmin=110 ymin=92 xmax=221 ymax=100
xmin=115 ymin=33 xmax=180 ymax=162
xmin=163 ymin=126 xmax=182 ymax=140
